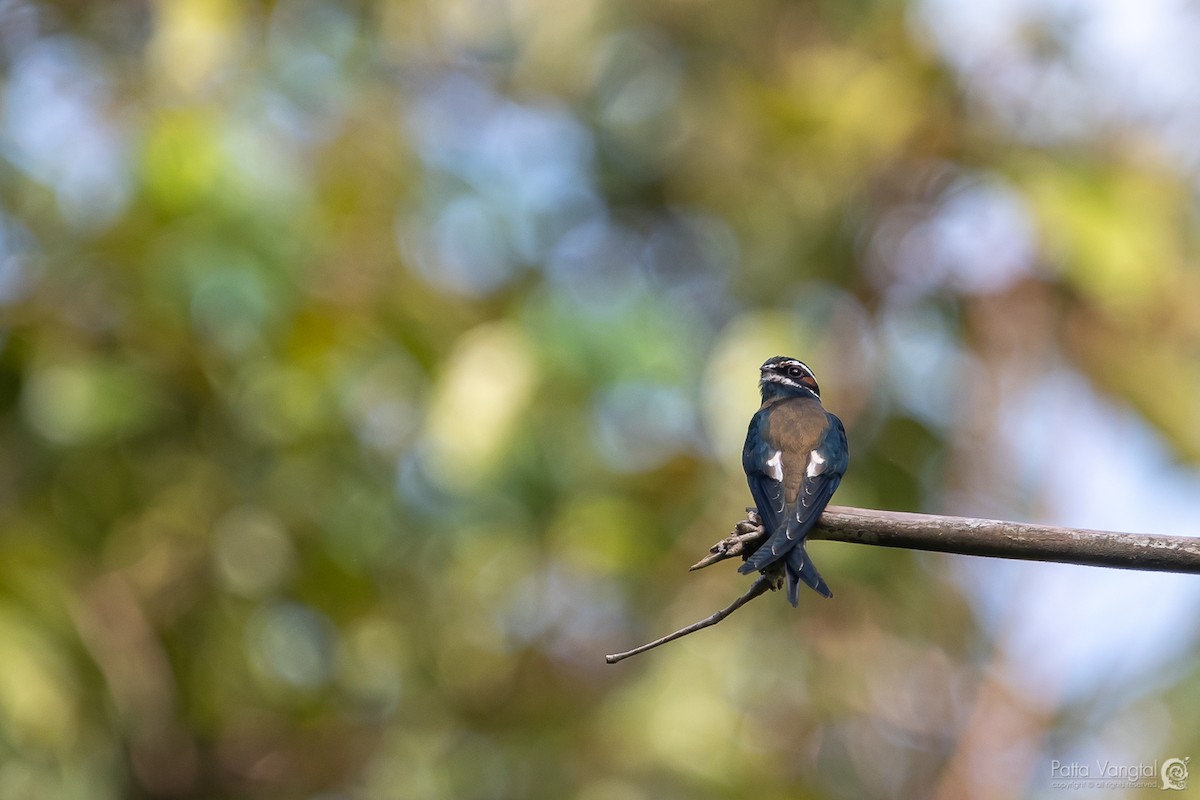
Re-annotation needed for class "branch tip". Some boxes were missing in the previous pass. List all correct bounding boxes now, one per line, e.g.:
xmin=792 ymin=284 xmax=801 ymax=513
xmin=605 ymin=575 xmax=775 ymax=664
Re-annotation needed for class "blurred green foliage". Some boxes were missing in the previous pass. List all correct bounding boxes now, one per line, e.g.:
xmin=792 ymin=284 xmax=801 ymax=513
xmin=1 ymin=0 xmax=1199 ymax=798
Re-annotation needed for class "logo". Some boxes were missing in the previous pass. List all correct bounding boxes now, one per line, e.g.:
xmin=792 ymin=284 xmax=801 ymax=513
xmin=1049 ymin=756 xmax=1191 ymax=790
xmin=1161 ymin=757 xmax=1189 ymax=791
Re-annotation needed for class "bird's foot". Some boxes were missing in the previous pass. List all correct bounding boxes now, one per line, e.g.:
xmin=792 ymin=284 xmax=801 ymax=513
xmin=763 ymin=561 xmax=786 ymax=592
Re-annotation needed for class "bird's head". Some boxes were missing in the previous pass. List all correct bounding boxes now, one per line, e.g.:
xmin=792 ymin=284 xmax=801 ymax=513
xmin=759 ymin=356 xmax=821 ymax=401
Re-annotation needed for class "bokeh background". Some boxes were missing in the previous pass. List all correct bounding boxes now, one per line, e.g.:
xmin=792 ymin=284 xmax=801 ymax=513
xmin=2 ymin=0 xmax=1200 ymax=798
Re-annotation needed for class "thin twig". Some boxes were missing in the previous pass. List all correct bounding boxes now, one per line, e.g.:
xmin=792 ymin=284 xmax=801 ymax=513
xmin=605 ymin=573 xmax=777 ymax=664
xmin=690 ymin=507 xmax=766 ymax=571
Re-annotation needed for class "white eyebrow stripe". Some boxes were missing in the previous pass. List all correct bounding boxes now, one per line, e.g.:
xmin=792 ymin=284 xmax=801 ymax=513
xmin=764 ymin=361 xmax=809 ymax=373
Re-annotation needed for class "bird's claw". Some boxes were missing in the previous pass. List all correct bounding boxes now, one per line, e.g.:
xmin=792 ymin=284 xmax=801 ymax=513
xmin=763 ymin=562 xmax=786 ymax=592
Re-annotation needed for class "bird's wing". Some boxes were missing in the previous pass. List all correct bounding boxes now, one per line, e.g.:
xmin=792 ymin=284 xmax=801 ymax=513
xmin=742 ymin=408 xmax=789 ymax=534
xmin=744 ymin=455 xmax=788 ymax=537
xmin=740 ymin=413 xmax=847 ymax=573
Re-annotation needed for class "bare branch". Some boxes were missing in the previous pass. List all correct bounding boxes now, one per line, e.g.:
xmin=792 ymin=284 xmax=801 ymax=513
xmin=811 ymin=505 xmax=1200 ymax=573
xmin=610 ymin=505 xmax=1200 ymax=664
xmin=693 ymin=506 xmax=1200 ymax=574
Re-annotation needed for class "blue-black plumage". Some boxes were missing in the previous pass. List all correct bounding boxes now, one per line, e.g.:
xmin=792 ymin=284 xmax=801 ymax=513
xmin=738 ymin=356 xmax=849 ymax=605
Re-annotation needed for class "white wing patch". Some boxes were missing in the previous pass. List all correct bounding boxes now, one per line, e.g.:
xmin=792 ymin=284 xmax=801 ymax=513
xmin=806 ymin=450 xmax=827 ymax=478
xmin=766 ymin=450 xmax=784 ymax=482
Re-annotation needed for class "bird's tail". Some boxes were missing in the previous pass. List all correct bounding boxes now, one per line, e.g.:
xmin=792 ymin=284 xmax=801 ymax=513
xmin=784 ymin=543 xmax=833 ymax=606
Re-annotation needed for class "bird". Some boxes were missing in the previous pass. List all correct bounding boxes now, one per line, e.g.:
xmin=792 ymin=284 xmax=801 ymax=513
xmin=738 ymin=356 xmax=849 ymax=606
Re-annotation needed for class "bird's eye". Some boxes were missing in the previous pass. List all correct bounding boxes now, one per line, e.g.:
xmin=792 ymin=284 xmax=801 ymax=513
xmin=787 ymin=366 xmax=802 ymax=377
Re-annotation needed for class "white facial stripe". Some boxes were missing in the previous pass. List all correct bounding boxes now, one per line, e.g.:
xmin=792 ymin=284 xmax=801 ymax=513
xmin=761 ymin=374 xmax=815 ymax=395
xmin=766 ymin=450 xmax=784 ymax=482
xmin=806 ymin=450 xmax=827 ymax=478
